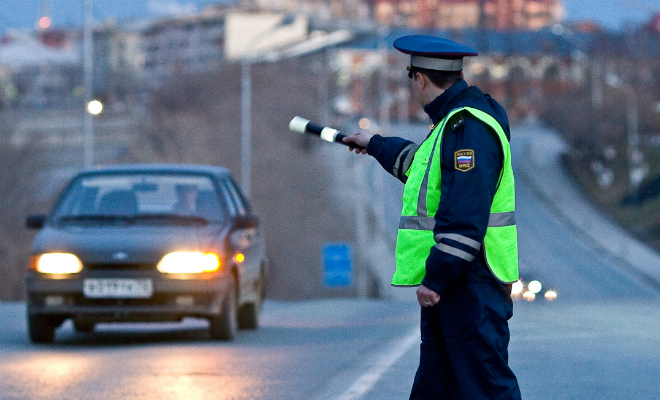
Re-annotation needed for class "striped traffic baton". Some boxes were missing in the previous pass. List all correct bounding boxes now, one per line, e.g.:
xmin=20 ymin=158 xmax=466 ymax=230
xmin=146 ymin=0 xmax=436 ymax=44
xmin=288 ymin=116 xmax=365 ymax=150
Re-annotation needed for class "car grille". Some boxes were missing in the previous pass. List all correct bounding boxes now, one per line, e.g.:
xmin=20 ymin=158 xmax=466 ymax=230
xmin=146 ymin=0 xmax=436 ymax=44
xmin=72 ymin=293 xmax=215 ymax=307
xmin=29 ymin=293 xmax=216 ymax=308
xmin=84 ymin=263 xmax=156 ymax=271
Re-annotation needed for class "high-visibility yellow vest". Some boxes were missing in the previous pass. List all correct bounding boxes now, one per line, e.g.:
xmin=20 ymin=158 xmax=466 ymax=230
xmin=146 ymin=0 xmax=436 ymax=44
xmin=393 ymin=106 xmax=519 ymax=286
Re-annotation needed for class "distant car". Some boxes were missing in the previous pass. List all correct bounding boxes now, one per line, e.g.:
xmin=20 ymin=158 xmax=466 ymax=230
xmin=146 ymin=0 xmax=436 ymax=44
xmin=25 ymin=164 xmax=267 ymax=343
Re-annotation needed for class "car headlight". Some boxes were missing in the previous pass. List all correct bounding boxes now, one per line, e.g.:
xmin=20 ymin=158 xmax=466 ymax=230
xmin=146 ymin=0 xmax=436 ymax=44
xmin=528 ymin=280 xmax=542 ymax=294
xmin=511 ymin=280 xmax=523 ymax=295
xmin=31 ymin=253 xmax=83 ymax=274
xmin=157 ymin=252 xmax=220 ymax=274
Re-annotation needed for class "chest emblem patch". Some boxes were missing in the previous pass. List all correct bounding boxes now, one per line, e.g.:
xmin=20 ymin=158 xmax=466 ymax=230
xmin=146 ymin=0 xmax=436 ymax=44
xmin=455 ymin=149 xmax=475 ymax=172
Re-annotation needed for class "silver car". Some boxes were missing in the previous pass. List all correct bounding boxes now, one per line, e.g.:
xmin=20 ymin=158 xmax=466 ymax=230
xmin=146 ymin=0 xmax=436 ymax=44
xmin=25 ymin=164 xmax=268 ymax=343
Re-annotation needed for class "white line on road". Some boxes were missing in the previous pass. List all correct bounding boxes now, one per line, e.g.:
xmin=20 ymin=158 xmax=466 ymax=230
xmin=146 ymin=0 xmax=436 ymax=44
xmin=333 ymin=327 xmax=419 ymax=400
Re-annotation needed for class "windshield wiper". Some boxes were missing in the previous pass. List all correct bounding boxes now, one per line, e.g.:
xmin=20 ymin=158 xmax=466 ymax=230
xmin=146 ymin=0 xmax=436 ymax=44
xmin=58 ymin=214 xmax=133 ymax=222
xmin=57 ymin=213 xmax=209 ymax=226
xmin=130 ymin=213 xmax=209 ymax=225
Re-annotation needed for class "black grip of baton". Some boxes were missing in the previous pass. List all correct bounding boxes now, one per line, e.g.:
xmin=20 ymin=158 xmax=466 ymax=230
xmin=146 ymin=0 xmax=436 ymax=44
xmin=334 ymin=132 xmax=364 ymax=150
xmin=303 ymin=121 xmax=326 ymax=135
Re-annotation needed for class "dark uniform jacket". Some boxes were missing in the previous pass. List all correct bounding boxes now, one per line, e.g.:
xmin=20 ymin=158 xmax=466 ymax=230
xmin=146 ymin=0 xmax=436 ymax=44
xmin=365 ymin=80 xmax=511 ymax=295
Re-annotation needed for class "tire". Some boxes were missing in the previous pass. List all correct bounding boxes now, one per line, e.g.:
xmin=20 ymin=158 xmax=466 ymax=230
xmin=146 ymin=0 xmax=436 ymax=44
xmin=238 ymin=303 xmax=259 ymax=330
xmin=238 ymin=274 xmax=263 ymax=330
xmin=28 ymin=314 xmax=56 ymax=344
xmin=73 ymin=320 xmax=95 ymax=333
xmin=209 ymin=280 xmax=237 ymax=341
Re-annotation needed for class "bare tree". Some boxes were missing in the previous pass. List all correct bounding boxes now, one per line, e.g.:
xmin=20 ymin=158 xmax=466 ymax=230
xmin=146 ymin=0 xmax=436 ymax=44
xmin=0 ymin=135 xmax=53 ymax=300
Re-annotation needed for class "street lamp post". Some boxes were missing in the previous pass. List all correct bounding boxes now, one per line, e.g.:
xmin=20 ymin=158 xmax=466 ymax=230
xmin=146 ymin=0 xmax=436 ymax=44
xmin=240 ymin=56 xmax=252 ymax=198
xmin=606 ymin=74 xmax=646 ymax=201
xmin=82 ymin=0 xmax=94 ymax=167
xmin=240 ymin=15 xmax=296 ymax=199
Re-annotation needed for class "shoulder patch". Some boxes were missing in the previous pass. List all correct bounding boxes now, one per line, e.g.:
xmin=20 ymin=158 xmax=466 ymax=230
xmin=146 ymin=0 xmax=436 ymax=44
xmin=454 ymin=149 xmax=475 ymax=172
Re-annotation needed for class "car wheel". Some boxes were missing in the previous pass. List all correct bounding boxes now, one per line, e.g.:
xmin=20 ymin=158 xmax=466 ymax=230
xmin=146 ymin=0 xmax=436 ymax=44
xmin=209 ymin=280 xmax=237 ymax=341
xmin=28 ymin=314 xmax=56 ymax=344
xmin=73 ymin=320 xmax=96 ymax=333
xmin=238 ymin=274 xmax=263 ymax=330
xmin=238 ymin=303 xmax=259 ymax=330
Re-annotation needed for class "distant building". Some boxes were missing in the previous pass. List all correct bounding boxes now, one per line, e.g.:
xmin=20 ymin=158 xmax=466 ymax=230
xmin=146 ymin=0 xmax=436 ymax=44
xmin=0 ymin=30 xmax=80 ymax=108
xmin=93 ymin=21 xmax=146 ymax=106
xmin=335 ymin=27 xmax=603 ymax=123
xmin=141 ymin=11 xmax=226 ymax=86
xmin=0 ymin=30 xmax=79 ymax=69
xmin=229 ymin=0 xmax=371 ymax=27
xmin=0 ymin=5 xmax=321 ymax=108
xmin=232 ymin=0 xmax=565 ymax=31
xmin=250 ymin=0 xmax=369 ymax=20
xmin=224 ymin=12 xmax=308 ymax=60
xmin=369 ymin=0 xmax=564 ymax=30
xmin=140 ymin=9 xmax=310 ymax=85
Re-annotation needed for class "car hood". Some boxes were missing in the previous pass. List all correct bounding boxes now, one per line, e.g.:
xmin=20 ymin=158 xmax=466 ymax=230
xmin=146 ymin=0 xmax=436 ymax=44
xmin=30 ymin=224 xmax=228 ymax=264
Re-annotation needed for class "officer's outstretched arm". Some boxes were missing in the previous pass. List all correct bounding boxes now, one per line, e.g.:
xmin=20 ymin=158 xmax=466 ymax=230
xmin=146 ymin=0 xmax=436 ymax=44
xmin=360 ymin=135 xmax=419 ymax=184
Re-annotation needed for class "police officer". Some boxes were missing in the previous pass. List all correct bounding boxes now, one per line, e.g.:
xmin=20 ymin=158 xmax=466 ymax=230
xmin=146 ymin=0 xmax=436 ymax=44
xmin=343 ymin=35 xmax=522 ymax=400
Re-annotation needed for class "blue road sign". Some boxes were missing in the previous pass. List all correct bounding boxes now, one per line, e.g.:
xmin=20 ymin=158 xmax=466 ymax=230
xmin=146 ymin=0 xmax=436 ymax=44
xmin=323 ymin=242 xmax=352 ymax=287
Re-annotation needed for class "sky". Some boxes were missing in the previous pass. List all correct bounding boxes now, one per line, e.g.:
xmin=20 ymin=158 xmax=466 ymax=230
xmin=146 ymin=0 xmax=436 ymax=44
xmin=563 ymin=0 xmax=657 ymax=29
xmin=0 ymin=0 xmax=657 ymax=35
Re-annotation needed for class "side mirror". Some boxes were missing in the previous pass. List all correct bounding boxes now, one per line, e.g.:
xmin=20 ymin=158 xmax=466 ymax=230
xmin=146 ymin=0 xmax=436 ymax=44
xmin=230 ymin=214 xmax=259 ymax=249
xmin=233 ymin=213 xmax=259 ymax=230
xmin=26 ymin=215 xmax=47 ymax=230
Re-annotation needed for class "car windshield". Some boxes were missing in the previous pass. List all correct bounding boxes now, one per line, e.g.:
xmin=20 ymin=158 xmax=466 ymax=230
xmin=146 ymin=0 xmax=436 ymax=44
xmin=53 ymin=173 xmax=227 ymax=224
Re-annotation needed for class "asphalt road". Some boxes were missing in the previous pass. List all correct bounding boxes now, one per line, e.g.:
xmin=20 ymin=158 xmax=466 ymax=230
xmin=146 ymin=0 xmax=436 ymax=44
xmin=1 ymin=123 xmax=660 ymax=399
xmin=0 ymin=300 xmax=420 ymax=400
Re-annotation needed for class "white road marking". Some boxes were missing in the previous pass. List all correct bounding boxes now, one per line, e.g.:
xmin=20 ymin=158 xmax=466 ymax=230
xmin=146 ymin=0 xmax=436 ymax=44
xmin=333 ymin=327 xmax=419 ymax=400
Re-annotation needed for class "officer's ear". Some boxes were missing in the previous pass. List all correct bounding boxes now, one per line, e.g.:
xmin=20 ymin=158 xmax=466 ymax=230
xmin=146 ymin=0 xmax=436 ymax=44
xmin=415 ymin=71 xmax=429 ymax=90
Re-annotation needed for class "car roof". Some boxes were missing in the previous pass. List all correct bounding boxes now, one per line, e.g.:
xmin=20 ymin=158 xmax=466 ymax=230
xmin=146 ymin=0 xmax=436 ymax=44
xmin=77 ymin=163 xmax=232 ymax=178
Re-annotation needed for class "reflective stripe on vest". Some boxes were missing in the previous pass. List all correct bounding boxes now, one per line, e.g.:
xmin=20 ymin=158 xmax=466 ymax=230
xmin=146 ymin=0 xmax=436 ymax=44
xmin=399 ymin=211 xmax=515 ymax=230
xmin=392 ymin=107 xmax=519 ymax=286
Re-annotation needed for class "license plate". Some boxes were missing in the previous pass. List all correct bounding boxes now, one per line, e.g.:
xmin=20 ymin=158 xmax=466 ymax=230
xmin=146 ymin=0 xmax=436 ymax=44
xmin=83 ymin=279 xmax=153 ymax=299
